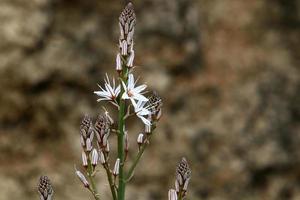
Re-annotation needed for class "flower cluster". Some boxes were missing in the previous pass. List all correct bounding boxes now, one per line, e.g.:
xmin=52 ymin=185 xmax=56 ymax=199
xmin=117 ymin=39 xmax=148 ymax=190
xmin=37 ymin=176 xmax=53 ymax=200
xmin=168 ymin=157 xmax=191 ymax=199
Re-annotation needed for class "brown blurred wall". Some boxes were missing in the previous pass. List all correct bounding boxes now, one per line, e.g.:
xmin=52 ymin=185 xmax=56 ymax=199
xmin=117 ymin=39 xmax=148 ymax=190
xmin=0 ymin=0 xmax=299 ymax=199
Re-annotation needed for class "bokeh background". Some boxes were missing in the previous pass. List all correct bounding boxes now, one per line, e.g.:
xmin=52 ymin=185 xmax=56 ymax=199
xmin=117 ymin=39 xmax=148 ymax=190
xmin=0 ymin=0 xmax=299 ymax=199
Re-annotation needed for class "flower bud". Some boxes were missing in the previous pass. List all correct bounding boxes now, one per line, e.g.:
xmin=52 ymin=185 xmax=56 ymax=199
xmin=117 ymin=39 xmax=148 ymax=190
xmin=75 ymin=170 xmax=89 ymax=188
xmin=145 ymin=123 xmax=151 ymax=134
xmin=105 ymin=142 xmax=110 ymax=153
xmin=175 ymin=180 xmax=179 ymax=192
xmin=38 ymin=176 xmax=54 ymax=200
xmin=99 ymin=150 xmax=106 ymax=164
xmin=168 ymin=189 xmax=178 ymax=200
xmin=91 ymin=149 xmax=98 ymax=167
xmin=113 ymin=158 xmax=120 ymax=176
xmin=116 ymin=53 xmax=122 ymax=71
xmin=81 ymin=151 xmax=88 ymax=168
xmin=121 ymin=40 xmax=128 ymax=55
xmin=183 ymin=177 xmax=190 ymax=191
xmin=137 ymin=133 xmax=144 ymax=145
xmin=86 ymin=138 xmax=92 ymax=152
xmin=125 ymin=132 xmax=129 ymax=152
xmin=127 ymin=50 xmax=135 ymax=67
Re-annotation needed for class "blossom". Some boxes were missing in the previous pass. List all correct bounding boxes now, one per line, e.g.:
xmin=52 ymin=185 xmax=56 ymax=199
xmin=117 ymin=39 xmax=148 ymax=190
xmin=121 ymin=74 xmax=148 ymax=104
xmin=132 ymin=100 xmax=151 ymax=126
xmin=94 ymin=74 xmax=120 ymax=102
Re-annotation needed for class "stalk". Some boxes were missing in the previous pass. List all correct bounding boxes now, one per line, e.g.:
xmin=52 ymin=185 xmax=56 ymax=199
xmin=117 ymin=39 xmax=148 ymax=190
xmin=126 ymin=135 xmax=151 ymax=181
xmin=117 ymin=74 xmax=126 ymax=200
xmin=87 ymin=159 xmax=100 ymax=200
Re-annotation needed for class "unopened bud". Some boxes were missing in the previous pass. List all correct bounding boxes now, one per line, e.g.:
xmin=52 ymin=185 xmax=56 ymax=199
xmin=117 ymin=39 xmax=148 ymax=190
xmin=102 ymin=134 xmax=108 ymax=147
xmin=38 ymin=176 xmax=54 ymax=200
xmin=175 ymin=180 xmax=180 ymax=192
xmin=125 ymin=132 xmax=129 ymax=152
xmin=91 ymin=149 xmax=98 ymax=167
xmin=137 ymin=133 xmax=144 ymax=145
xmin=116 ymin=53 xmax=122 ymax=71
xmin=127 ymin=50 xmax=135 ymax=67
xmin=86 ymin=138 xmax=92 ymax=152
xmin=88 ymin=127 xmax=94 ymax=141
xmin=145 ymin=123 xmax=151 ymax=134
xmin=168 ymin=189 xmax=178 ymax=200
xmin=99 ymin=150 xmax=106 ymax=164
xmin=156 ymin=108 xmax=162 ymax=120
xmin=75 ymin=170 xmax=89 ymax=188
xmin=105 ymin=142 xmax=110 ymax=153
xmin=183 ymin=178 xmax=190 ymax=191
xmin=121 ymin=40 xmax=128 ymax=55
xmin=113 ymin=158 xmax=120 ymax=176
xmin=81 ymin=151 xmax=88 ymax=168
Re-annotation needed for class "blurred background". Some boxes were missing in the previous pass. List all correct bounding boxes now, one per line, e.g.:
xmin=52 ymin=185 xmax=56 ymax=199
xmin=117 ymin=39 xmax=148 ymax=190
xmin=0 ymin=0 xmax=299 ymax=199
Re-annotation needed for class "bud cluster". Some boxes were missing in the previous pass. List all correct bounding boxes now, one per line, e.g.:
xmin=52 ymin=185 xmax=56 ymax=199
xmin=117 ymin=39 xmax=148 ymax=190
xmin=116 ymin=2 xmax=136 ymax=71
xmin=148 ymin=92 xmax=163 ymax=122
xmin=38 ymin=176 xmax=54 ymax=200
xmin=175 ymin=158 xmax=191 ymax=198
xmin=80 ymin=115 xmax=94 ymax=152
xmin=94 ymin=114 xmax=111 ymax=153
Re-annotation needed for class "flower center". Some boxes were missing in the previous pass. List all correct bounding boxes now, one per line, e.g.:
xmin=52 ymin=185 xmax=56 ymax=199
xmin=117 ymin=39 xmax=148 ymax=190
xmin=128 ymin=90 xmax=133 ymax=97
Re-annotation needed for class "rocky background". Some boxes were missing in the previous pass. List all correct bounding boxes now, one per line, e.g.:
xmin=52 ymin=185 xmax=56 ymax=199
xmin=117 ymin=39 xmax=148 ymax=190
xmin=0 ymin=0 xmax=299 ymax=199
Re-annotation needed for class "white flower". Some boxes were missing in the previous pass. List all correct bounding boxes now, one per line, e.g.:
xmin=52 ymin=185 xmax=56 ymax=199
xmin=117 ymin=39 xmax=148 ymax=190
xmin=94 ymin=74 xmax=120 ymax=102
xmin=132 ymin=100 xmax=151 ymax=126
xmin=121 ymin=74 xmax=148 ymax=104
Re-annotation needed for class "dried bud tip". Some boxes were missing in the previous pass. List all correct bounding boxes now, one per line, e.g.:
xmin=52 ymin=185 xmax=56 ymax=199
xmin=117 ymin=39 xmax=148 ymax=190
xmin=38 ymin=176 xmax=53 ymax=200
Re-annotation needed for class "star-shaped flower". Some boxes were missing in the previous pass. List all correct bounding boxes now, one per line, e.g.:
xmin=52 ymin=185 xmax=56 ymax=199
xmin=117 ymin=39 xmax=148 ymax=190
xmin=94 ymin=74 xmax=120 ymax=102
xmin=121 ymin=74 xmax=148 ymax=104
xmin=132 ymin=100 xmax=151 ymax=125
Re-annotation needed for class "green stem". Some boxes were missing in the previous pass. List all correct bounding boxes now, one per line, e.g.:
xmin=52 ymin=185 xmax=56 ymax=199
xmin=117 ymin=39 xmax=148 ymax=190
xmin=117 ymin=83 xmax=126 ymax=200
xmin=87 ymin=160 xmax=100 ymax=200
xmin=126 ymin=137 xmax=150 ymax=181
xmin=103 ymin=154 xmax=117 ymax=200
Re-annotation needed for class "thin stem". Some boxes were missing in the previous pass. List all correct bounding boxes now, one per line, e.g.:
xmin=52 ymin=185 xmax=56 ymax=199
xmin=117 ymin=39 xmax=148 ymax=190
xmin=103 ymin=154 xmax=117 ymax=200
xmin=117 ymin=77 xmax=126 ymax=200
xmin=87 ymin=160 xmax=100 ymax=200
xmin=178 ymin=190 xmax=184 ymax=200
xmin=126 ymin=135 xmax=152 ymax=182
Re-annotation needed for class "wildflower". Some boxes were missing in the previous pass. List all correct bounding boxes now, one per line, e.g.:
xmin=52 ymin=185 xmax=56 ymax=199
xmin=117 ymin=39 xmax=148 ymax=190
xmin=132 ymin=100 xmax=151 ymax=125
xmin=168 ymin=189 xmax=178 ymax=200
xmin=113 ymin=158 xmax=120 ymax=176
xmin=121 ymin=73 xmax=148 ymax=104
xmin=94 ymin=74 xmax=120 ymax=102
xmin=38 ymin=176 xmax=53 ymax=200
